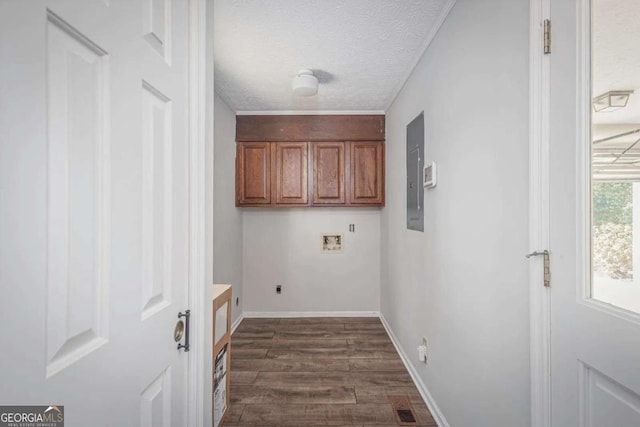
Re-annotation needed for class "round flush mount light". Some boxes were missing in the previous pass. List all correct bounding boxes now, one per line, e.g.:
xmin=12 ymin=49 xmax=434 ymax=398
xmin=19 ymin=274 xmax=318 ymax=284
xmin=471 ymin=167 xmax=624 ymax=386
xmin=292 ymin=69 xmax=318 ymax=97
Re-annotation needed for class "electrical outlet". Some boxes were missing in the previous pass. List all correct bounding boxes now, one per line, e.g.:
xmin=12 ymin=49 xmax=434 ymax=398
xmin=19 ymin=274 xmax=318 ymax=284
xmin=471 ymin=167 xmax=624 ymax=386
xmin=276 ymin=285 xmax=282 ymax=294
xmin=421 ymin=336 xmax=428 ymax=364
xmin=417 ymin=345 xmax=427 ymax=363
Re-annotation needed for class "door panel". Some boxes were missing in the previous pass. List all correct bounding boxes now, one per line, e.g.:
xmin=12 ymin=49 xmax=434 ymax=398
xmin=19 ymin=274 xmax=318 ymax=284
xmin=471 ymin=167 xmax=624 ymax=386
xmin=236 ymin=142 xmax=272 ymax=205
xmin=312 ymin=142 xmax=346 ymax=205
xmin=275 ymin=142 xmax=308 ymax=205
xmin=141 ymin=0 xmax=171 ymax=63
xmin=45 ymin=11 xmax=110 ymax=377
xmin=349 ymin=141 xmax=384 ymax=205
xmin=0 ymin=1 xmax=190 ymax=425
xmin=580 ymin=363 xmax=640 ymax=427
xmin=140 ymin=367 xmax=172 ymax=427
xmin=141 ymin=81 xmax=173 ymax=320
xmin=549 ymin=0 xmax=640 ymax=425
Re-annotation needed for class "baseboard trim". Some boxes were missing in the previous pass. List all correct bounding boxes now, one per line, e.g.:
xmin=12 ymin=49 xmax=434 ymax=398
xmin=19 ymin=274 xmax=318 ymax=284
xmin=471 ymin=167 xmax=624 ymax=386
xmin=231 ymin=313 xmax=244 ymax=334
xmin=379 ymin=314 xmax=450 ymax=427
xmin=243 ymin=311 xmax=380 ymax=318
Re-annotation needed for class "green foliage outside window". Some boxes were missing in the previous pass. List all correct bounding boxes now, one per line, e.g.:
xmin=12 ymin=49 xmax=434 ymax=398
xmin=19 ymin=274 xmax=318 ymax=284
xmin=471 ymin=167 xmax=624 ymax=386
xmin=593 ymin=182 xmax=632 ymax=226
xmin=593 ymin=182 xmax=633 ymax=280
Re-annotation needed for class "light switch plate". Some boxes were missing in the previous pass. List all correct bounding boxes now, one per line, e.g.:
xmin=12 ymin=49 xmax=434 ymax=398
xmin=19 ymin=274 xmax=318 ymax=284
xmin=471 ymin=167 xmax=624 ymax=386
xmin=423 ymin=162 xmax=437 ymax=188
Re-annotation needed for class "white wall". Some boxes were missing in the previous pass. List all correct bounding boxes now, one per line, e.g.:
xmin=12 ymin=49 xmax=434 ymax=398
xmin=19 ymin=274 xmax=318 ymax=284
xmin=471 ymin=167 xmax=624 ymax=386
xmin=213 ymin=94 xmax=243 ymax=323
xmin=243 ymin=208 xmax=380 ymax=313
xmin=381 ymin=0 xmax=530 ymax=426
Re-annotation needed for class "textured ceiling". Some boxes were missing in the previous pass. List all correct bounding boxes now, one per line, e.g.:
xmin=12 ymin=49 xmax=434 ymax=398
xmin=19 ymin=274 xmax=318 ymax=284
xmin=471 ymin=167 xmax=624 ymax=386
xmin=213 ymin=0 xmax=453 ymax=113
xmin=592 ymin=0 xmax=640 ymax=179
xmin=593 ymin=0 xmax=640 ymax=125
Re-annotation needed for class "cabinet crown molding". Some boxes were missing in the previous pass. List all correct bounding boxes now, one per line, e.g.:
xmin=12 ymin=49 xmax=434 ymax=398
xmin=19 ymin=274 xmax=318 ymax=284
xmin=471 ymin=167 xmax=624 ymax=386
xmin=236 ymin=114 xmax=385 ymax=142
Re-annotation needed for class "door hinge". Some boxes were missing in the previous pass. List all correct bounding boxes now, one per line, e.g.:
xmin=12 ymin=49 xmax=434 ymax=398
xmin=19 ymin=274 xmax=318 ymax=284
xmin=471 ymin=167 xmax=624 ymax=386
xmin=526 ymin=250 xmax=551 ymax=287
xmin=543 ymin=19 xmax=551 ymax=54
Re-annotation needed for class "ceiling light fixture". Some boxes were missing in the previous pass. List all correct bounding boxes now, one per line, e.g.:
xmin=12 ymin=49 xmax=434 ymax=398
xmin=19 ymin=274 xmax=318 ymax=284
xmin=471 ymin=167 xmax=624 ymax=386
xmin=292 ymin=69 xmax=318 ymax=97
xmin=593 ymin=90 xmax=634 ymax=112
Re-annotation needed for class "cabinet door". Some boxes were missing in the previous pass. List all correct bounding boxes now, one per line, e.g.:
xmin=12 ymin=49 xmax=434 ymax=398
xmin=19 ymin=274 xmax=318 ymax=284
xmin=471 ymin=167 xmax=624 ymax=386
xmin=236 ymin=142 xmax=272 ymax=206
xmin=275 ymin=142 xmax=309 ymax=205
xmin=349 ymin=141 xmax=385 ymax=205
xmin=312 ymin=142 xmax=346 ymax=205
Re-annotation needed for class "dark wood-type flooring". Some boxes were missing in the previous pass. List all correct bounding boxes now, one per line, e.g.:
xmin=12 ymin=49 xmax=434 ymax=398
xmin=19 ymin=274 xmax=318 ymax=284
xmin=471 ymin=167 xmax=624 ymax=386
xmin=222 ymin=317 xmax=437 ymax=426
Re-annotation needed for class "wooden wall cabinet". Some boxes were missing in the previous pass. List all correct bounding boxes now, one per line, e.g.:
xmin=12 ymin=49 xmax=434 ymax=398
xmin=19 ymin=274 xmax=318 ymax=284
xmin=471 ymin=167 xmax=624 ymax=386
xmin=236 ymin=142 xmax=311 ymax=207
xmin=235 ymin=115 xmax=385 ymax=208
xmin=236 ymin=141 xmax=384 ymax=207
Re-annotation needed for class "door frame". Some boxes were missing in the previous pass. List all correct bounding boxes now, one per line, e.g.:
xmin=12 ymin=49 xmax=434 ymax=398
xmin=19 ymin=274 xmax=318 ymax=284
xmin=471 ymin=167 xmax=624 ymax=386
xmin=529 ymin=0 xmax=596 ymax=426
xmin=187 ymin=0 xmax=212 ymax=426
xmin=528 ymin=0 xmax=552 ymax=425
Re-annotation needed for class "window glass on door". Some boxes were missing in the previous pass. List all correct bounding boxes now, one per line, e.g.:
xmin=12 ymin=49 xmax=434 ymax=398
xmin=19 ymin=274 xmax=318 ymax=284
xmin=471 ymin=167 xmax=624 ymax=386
xmin=591 ymin=0 xmax=640 ymax=314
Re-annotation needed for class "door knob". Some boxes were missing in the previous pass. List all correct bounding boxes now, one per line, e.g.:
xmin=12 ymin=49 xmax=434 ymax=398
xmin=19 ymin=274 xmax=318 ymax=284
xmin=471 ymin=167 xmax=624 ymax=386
xmin=177 ymin=310 xmax=190 ymax=352
xmin=174 ymin=319 xmax=185 ymax=342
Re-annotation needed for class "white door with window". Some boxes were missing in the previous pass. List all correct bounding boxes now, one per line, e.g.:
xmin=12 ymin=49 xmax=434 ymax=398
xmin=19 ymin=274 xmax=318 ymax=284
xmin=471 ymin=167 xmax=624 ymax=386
xmin=0 ymin=1 xmax=192 ymax=425
xmin=548 ymin=0 xmax=640 ymax=425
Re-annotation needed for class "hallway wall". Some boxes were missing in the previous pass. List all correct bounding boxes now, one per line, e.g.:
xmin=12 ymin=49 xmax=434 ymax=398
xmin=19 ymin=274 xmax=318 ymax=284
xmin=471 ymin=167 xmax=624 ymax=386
xmin=213 ymin=94 xmax=243 ymax=323
xmin=381 ymin=0 xmax=531 ymax=425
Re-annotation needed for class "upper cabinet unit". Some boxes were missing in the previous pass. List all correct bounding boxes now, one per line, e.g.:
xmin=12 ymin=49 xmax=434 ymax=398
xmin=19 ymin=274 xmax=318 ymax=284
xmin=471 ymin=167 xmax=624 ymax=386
xmin=235 ymin=115 xmax=385 ymax=208
xmin=236 ymin=142 xmax=271 ymax=205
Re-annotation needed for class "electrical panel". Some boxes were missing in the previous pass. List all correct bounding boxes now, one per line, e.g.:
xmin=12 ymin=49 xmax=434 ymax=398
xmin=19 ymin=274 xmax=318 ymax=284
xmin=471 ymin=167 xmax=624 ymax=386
xmin=406 ymin=112 xmax=424 ymax=232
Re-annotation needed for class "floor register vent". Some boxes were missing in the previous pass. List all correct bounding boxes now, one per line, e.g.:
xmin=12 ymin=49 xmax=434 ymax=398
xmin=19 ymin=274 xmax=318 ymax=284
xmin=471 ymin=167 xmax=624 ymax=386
xmin=396 ymin=409 xmax=417 ymax=423
xmin=389 ymin=395 xmax=417 ymax=424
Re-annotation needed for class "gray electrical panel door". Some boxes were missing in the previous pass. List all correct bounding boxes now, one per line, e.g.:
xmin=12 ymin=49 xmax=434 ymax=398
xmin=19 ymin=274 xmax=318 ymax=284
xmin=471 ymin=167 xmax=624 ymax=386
xmin=407 ymin=113 xmax=424 ymax=231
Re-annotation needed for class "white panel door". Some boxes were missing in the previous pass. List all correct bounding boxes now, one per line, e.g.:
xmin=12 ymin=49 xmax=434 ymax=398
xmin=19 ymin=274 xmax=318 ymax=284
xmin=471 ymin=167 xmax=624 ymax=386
xmin=0 ymin=1 xmax=191 ymax=425
xmin=548 ymin=0 xmax=640 ymax=426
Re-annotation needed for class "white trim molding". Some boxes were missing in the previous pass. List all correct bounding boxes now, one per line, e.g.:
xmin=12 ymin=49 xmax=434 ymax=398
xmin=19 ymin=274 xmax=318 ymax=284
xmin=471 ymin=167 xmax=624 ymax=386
xmin=231 ymin=314 xmax=244 ymax=334
xmin=235 ymin=110 xmax=385 ymax=116
xmin=529 ymin=0 xmax=551 ymax=426
xmin=379 ymin=314 xmax=449 ymax=427
xmin=243 ymin=311 xmax=379 ymax=318
xmin=187 ymin=0 xmax=208 ymax=426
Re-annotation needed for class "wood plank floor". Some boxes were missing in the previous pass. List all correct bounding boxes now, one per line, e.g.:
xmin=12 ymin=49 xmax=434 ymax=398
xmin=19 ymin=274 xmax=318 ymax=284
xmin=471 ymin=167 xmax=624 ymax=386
xmin=222 ymin=317 xmax=436 ymax=427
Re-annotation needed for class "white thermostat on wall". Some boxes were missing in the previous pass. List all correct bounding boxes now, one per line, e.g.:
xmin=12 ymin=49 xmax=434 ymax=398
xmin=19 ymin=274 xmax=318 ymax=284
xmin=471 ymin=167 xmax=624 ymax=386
xmin=423 ymin=161 xmax=437 ymax=189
